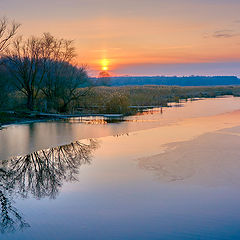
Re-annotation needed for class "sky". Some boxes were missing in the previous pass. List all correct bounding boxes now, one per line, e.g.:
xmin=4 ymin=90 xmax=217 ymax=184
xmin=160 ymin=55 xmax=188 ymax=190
xmin=1 ymin=0 xmax=240 ymax=77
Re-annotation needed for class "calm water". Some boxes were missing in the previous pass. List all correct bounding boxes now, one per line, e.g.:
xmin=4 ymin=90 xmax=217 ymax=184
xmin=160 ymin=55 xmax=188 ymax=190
xmin=1 ymin=97 xmax=240 ymax=239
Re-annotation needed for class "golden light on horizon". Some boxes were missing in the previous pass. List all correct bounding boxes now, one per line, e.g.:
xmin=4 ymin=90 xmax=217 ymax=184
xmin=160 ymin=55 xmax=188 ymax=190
xmin=101 ymin=59 xmax=110 ymax=71
xmin=102 ymin=66 xmax=108 ymax=71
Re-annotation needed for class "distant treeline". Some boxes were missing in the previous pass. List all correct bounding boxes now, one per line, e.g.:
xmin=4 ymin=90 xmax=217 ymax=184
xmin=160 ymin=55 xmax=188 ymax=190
xmin=92 ymin=76 xmax=240 ymax=87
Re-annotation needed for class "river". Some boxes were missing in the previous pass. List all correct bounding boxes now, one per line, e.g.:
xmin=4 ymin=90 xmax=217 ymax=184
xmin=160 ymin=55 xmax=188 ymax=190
xmin=1 ymin=96 xmax=240 ymax=239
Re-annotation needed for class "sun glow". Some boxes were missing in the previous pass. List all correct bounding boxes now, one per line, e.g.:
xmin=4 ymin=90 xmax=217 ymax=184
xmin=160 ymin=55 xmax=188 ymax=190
xmin=102 ymin=66 xmax=108 ymax=71
xmin=101 ymin=59 xmax=110 ymax=71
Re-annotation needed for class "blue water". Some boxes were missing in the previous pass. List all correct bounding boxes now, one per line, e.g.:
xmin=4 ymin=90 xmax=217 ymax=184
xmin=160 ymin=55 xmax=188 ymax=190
xmin=1 ymin=97 xmax=240 ymax=240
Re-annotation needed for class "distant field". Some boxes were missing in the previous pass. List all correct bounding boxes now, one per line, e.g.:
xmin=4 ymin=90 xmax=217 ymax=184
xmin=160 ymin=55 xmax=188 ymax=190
xmin=80 ymin=85 xmax=240 ymax=109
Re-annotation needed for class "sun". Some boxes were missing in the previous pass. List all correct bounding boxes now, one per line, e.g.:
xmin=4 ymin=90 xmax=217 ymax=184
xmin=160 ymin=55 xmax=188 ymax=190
xmin=101 ymin=59 xmax=110 ymax=71
xmin=102 ymin=66 xmax=108 ymax=71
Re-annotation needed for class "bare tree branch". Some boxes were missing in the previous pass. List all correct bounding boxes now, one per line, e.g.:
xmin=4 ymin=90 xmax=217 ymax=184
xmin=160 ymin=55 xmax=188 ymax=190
xmin=0 ymin=17 xmax=20 ymax=54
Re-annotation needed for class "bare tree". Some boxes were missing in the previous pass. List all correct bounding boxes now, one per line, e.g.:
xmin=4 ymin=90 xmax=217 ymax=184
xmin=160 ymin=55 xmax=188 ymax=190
xmin=4 ymin=32 xmax=90 ymax=111
xmin=40 ymin=37 xmax=77 ymax=110
xmin=3 ymin=33 xmax=58 ymax=110
xmin=42 ymin=62 xmax=89 ymax=112
xmin=0 ymin=65 xmax=12 ymax=108
xmin=0 ymin=17 xmax=20 ymax=109
xmin=40 ymin=37 xmax=91 ymax=112
xmin=0 ymin=17 xmax=20 ymax=54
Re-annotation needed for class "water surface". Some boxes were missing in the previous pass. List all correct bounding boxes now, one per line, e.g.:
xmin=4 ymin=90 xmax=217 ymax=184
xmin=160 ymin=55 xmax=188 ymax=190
xmin=1 ymin=97 xmax=240 ymax=239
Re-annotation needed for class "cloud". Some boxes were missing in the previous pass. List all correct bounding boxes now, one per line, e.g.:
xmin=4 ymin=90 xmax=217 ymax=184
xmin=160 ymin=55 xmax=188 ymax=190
xmin=213 ymin=30 xmax=237 ymax=38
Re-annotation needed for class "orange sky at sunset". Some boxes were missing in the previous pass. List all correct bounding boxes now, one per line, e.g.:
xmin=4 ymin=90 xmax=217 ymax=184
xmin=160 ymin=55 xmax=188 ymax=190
xmin=1 ymin=0 xmax=240 ymax=76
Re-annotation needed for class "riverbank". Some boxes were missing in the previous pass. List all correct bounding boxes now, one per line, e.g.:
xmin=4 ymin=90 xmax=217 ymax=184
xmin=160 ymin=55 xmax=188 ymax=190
xmin=0 ymin=111 xmax=126 ymax=128
xmin=1 ymin=96 xmax=240 ymax=160
xmin=1 ymin=92 xmax=239 ymax=128
xmin=0 ymin=111 xmax=62 ymax=127
xmin=2 ymin=85 xmax=240 ymax=116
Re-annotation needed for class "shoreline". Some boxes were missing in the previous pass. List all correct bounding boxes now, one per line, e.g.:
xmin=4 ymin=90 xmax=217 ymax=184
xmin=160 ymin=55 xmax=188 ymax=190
xmin=0 ymin=112 xmax=127 ymax=129
xmin=0 ymin=95 xmax=235 ymax=129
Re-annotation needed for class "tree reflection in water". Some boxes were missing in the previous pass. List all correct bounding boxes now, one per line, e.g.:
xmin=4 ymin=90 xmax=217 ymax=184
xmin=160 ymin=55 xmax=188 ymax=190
xmin=0 ymin=139 xmax=98 ymax=233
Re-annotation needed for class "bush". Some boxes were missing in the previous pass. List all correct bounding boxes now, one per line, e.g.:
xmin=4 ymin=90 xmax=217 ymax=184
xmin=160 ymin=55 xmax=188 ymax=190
xmin=105 ymin=93 xmax=130 ymax=114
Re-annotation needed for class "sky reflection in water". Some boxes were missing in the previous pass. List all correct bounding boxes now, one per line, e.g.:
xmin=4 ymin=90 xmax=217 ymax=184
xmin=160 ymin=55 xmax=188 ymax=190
xmin=1 ymin=97 xmax=240 ymax=239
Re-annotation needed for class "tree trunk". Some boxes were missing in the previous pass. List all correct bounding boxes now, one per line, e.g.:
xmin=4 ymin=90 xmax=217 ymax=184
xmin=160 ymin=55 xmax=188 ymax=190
xmin=27 ymin=92 xmax=34 ymax=110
